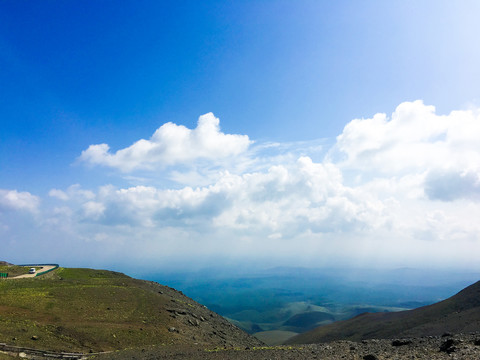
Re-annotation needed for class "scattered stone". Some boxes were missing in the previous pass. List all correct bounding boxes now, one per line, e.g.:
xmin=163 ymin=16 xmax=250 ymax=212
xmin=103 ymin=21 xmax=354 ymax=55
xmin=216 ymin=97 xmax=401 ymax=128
xmin=188 ymin=319 xmax=200 ymax=326
xmin=474 ymin=338 xmax=480 ymax=346
xmin=168 ymin=327 xmax=177 ymax=332
xmin=87 ymin=334 xmax=480 ymax=359
xmin=440 ymin=338 xmax=457 ymax=353
xmin=392 ymin=339 xmax=413 ymax=346
xmin=31 ymin=335 xmax=38 ymax=340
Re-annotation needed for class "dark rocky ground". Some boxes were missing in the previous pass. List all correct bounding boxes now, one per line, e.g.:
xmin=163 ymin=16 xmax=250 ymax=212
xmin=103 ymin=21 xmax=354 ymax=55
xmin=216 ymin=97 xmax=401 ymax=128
xmin=94 ymin=333 xmax=480 ymax=359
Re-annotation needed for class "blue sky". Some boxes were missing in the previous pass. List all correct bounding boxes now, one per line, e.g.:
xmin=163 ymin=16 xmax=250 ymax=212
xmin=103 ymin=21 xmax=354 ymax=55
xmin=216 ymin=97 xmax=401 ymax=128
xmin=1 ymin=1 xmax=480 ymax=271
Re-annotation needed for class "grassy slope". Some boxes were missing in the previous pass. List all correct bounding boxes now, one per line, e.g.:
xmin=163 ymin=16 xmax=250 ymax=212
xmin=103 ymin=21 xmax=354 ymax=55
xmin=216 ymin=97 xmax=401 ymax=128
xmin=0 ymin=268 xmax=180 ymax=352
xmin=287 ymin=280 xmax=480 ymax=344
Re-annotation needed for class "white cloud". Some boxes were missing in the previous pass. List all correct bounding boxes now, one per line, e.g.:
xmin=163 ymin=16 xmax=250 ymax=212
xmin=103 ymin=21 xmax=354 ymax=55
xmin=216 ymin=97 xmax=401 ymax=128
xmin=49 ymin=184 xmax=95 ymax=201
xmin=79 ymin=113 xmax=252 ymax=172
xmin=0 ymin=189 xmax=39 ymax=213
xmin=82 ymin=201 xmax=106 ymax=220
xmin=331 ymin=100 xmax=480 ymax=176
xmin=48 ymin=189 xmax=69 ymax=201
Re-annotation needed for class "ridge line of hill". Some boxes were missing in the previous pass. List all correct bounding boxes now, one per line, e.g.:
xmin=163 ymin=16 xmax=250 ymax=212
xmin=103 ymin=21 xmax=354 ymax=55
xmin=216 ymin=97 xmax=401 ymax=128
xmin=0 ymin=266 xmax=264 ymax=353
xmin=286 ymin=280 xmax=480 ymax=344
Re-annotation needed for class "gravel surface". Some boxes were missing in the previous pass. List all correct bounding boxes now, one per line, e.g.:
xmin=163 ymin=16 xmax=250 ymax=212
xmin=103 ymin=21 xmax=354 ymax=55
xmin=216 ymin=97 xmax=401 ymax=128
xmin=95 ymin=333 xmax=480 ymax=359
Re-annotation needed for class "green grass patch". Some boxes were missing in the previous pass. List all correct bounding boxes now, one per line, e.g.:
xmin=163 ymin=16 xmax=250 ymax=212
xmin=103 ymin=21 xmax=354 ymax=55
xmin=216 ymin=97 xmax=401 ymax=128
xmin=0 ymin=268 xmax=175 ymax=352
xmin=0 ymin=265 xmax=32 ymax=278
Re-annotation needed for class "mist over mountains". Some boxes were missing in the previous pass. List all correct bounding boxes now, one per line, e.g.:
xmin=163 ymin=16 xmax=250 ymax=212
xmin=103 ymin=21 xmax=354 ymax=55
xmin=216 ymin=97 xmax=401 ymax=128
xmin=287 ymin=279 xmax=480 ymax=344
xmin=142 ymin=266 xmax=480 ymax=344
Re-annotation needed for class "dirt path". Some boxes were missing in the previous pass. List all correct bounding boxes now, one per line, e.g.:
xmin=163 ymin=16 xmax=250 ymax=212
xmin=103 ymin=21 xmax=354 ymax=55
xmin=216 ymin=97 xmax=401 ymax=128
xmin=8 ymin=265 xmax=57 ymax=279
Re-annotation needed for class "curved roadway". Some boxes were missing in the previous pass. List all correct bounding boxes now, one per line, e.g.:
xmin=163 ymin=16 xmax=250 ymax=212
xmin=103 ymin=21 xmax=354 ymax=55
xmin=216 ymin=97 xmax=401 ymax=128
xmin=8 ymin=265 xmax=58 ymax=279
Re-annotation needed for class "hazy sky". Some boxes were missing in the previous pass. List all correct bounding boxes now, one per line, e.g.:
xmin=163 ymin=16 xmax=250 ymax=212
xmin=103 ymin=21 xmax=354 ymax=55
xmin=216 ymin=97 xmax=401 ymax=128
xmin=1 ymin=1 xmax=480 ymax=271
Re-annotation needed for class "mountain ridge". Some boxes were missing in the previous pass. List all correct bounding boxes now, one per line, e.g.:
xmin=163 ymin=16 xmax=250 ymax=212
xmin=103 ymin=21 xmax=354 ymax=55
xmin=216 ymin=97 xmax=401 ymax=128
xmin=286 ymin=280 xmax=480 ymax=344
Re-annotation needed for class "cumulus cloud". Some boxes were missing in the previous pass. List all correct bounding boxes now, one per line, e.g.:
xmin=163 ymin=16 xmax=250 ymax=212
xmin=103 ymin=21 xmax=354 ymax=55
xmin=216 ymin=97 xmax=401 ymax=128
xmin=331 ymin=100 xmax=480 ymax=176
xmin=0 ymin=189 xmax=39 ymax=213
xmin=79 ymin=113 xmax=252 ymax=172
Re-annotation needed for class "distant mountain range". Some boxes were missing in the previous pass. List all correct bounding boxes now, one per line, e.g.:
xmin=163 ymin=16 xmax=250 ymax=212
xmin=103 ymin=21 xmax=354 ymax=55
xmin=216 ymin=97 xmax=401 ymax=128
xmin=146 ymin=266 xmax=480 ymax=344
xmin=286 ymin=280 xmax=480 ymax=344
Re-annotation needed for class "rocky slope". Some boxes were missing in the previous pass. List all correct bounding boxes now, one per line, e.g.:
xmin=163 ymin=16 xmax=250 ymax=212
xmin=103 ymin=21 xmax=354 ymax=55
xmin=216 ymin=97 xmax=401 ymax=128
xmin=95 ymin=333 xmax=480 ymax=359
xmin=287 ymin=280 xmax=480 ymax=345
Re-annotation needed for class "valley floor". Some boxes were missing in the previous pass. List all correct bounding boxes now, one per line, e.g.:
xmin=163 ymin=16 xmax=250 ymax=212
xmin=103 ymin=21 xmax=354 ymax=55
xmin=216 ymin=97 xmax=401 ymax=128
xmin=95 ymin=333 xmax=480 ymax=360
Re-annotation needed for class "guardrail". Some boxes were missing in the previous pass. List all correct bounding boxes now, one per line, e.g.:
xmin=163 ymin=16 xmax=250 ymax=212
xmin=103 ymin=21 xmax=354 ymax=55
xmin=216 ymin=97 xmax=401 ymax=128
xmin=36 ymin=264 xmax=59 ymax=276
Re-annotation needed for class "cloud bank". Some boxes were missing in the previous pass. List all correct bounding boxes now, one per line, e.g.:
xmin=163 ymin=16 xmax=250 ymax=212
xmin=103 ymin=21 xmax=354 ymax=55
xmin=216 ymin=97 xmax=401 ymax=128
xmin=3 ymin=102 xmax=480 ymax=270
